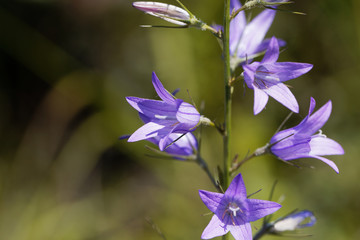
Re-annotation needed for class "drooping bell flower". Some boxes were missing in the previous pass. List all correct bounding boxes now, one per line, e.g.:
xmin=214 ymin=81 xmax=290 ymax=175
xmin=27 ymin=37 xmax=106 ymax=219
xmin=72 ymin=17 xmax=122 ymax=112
xmin=126 ymin=72 xmax=200 ymax=151
xmin=270 ymin=97 xmax=344 ymax=173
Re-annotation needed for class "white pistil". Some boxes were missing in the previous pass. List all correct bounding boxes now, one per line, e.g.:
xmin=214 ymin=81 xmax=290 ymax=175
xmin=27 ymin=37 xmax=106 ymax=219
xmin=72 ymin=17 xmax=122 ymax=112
xmin=318 ymin=129 xmax=327 ymax=138
xmin=229 ymin=203 xmax=241 ymax=217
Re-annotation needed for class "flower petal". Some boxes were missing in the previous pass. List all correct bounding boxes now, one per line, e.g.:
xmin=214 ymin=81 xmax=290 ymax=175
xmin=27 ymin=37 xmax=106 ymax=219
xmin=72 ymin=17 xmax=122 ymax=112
xmin=243 ymin=63 xmax=259 ymax=87
xmin=228 ymin=222 xmax=252 ymax=240
xmin=199 ymin=190 xmax=224 ymax=213
xmin=230 ymin=0 xmax=241 ymax=10
xmin=309 ymin=136 xmax=344 ymax=156
xmin=270 ymin=128 xmax=297 ymax=145
xmin=266 ymin=62 xmax=313 ymax=82
xmin=201 ymin=214 xmax=229 ymax=239
xmin=261 ymin=36 xmax=279 ymax=63
xmin=126 ymin=97 xmax=177 ymax=120
xmin=152 ymin=72 xmax=176 ymax=104
xmin=128 ymin=122 xmax=165 ymax=142
xmin=254 ymin=37 xmax=286 ymax=55
xmin=237 ymin=9 xmax=276 ymax=58
xmin=246 ymin=199 xmax=282 ymax=222
xmin=263 ymin=82 xmax=299 ymax=113
xmin=166 ymin=132 xmax=197 ymax=155
xmin=158 ymin=124 xmax=181 ymax=150
xmin=271 ymin=141 xmax=311 ymax=160
xmin=230 ymin=0 xmax=246 ymax=55
xmin=176 ymin=101 xmax=200 ymax=127
xmin=307 ymin=155 xmax=339 ymax=173
xmin=253 ymin=87 xmax=269 ymax=115
xmin=224 ymin=173 xmax=247 ymax=200
xmin=299 ymin=100 xmax=332 ymax=136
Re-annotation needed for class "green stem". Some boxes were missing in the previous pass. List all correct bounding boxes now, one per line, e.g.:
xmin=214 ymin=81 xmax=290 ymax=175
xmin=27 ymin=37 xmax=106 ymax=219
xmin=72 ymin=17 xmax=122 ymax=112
xmin=222 ymin=0 xmax=231 ymax=190
xmin=222 ymin=0 xmax=232 ymax=238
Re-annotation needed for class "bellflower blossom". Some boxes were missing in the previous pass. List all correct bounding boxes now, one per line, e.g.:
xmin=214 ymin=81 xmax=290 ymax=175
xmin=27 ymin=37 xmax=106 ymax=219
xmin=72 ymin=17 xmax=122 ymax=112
xmin=271 ymin=210 xmax=316 ymax=233
xmin=229 ymin=0 xmax=286 ymax=67
xmin=199 ymin=173 xmax=281 ymax=240
xmin=126 ymin=72 xmax=200 ymax=151
xmin=270 ymin=97 xmax=344 ymax=173
xmin=243 ymin=36 xmax=313 ymax=115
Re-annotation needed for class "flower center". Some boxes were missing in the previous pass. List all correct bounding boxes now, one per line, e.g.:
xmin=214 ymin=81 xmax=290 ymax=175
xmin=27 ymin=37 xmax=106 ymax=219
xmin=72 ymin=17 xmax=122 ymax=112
xmin=228 ymin=202 xmax=241 ymax=217
xmin=221 ymin=201 xmax=243 ymax=226
xmin=254 ymin=67 xmax=280 ymax=89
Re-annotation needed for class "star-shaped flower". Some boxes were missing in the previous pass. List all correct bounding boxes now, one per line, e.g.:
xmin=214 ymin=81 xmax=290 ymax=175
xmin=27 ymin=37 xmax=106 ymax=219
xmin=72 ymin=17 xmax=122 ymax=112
xmin=199 ymin=173 xmax=281 ymax=240
xmin=126 ymin=72 xmax=200 ymax=151
xmin=229 ymin=0 xmax=286 ymax=67
xmin=270 ymin=97 xmax=344 ymax=173
xmin=243 ymin=36 xmax=313 ymax=115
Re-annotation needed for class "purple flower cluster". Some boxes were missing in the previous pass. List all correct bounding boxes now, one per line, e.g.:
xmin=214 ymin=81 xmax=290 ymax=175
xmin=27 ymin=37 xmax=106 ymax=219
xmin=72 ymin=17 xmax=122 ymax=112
xmin=127 ymin=1 xmax=345 ymax=240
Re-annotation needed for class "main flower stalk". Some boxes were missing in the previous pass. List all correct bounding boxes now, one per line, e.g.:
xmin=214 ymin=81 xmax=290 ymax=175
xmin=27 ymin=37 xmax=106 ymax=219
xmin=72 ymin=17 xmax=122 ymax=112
xmin=222 ymin=0 xmax=232 ymax=239
xmin=223 ymin=0 xmax=232 ymax=188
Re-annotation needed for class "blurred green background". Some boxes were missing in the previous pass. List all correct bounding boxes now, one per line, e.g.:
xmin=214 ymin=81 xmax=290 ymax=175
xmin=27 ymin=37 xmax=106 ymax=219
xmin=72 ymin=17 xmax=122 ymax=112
xmin=0 ymin=0 xmax=359 ymax=239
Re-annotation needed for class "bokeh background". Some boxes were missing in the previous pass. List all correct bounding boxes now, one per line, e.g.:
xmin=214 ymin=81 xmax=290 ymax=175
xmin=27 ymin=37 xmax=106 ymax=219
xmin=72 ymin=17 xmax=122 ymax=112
xmin=0 ymin=0 xmax=359 ymax=239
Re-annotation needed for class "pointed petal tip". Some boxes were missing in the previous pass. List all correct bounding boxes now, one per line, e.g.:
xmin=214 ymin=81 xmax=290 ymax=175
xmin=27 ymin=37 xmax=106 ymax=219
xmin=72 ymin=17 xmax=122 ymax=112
xmin=127 ymin=135 xmax=137 ymax=142
xmin=292 ymin=104 xmax=299 ymax=113
xmin=312 ymin=155 xmax=340 ymax=173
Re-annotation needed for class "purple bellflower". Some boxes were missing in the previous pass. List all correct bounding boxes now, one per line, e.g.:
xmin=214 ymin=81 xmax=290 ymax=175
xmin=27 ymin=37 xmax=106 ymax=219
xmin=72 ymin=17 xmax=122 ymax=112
xmin=229 ymin=0 xmax=286 ymax=67
xmin=271 ymin=210 xmax=316 ymax=233
xmin=126 ymin=72 xmax=200 ymax=151
xmin=243 ymin=36 xmax=313 ymax=115
xmin=199 ymin=173 xmax=281 ymax=240
xmin=270 ymin=97 xmax=344 ymax=173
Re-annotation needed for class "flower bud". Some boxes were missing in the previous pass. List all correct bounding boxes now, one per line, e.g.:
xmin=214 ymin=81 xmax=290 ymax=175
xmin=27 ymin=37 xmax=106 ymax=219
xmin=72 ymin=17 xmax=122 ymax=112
xmin=133 ymin=1 xmax=191 ymax=26
xmin=271 ymin=210 xmax=316 ymax=233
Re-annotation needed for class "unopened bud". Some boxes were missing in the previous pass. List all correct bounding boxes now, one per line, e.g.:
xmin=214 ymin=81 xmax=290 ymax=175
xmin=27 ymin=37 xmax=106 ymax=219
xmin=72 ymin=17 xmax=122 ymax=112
xmin=133 ymin=1 xmax=192 ymax=26
xmin=271 ymin=210 xmax=316 ymax=233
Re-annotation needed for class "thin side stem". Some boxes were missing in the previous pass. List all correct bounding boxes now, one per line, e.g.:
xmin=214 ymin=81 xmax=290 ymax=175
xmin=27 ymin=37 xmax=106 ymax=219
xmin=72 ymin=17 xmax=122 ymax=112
xmin=230 ymin=152 xmax=256 ymax=173
xmin=253 ymin=223 xmax=272 ymax=240
xmin=197 ymin=157 xmax=222 ymax=193
xmin=230 ymin=144 xmax=270 ymax=173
